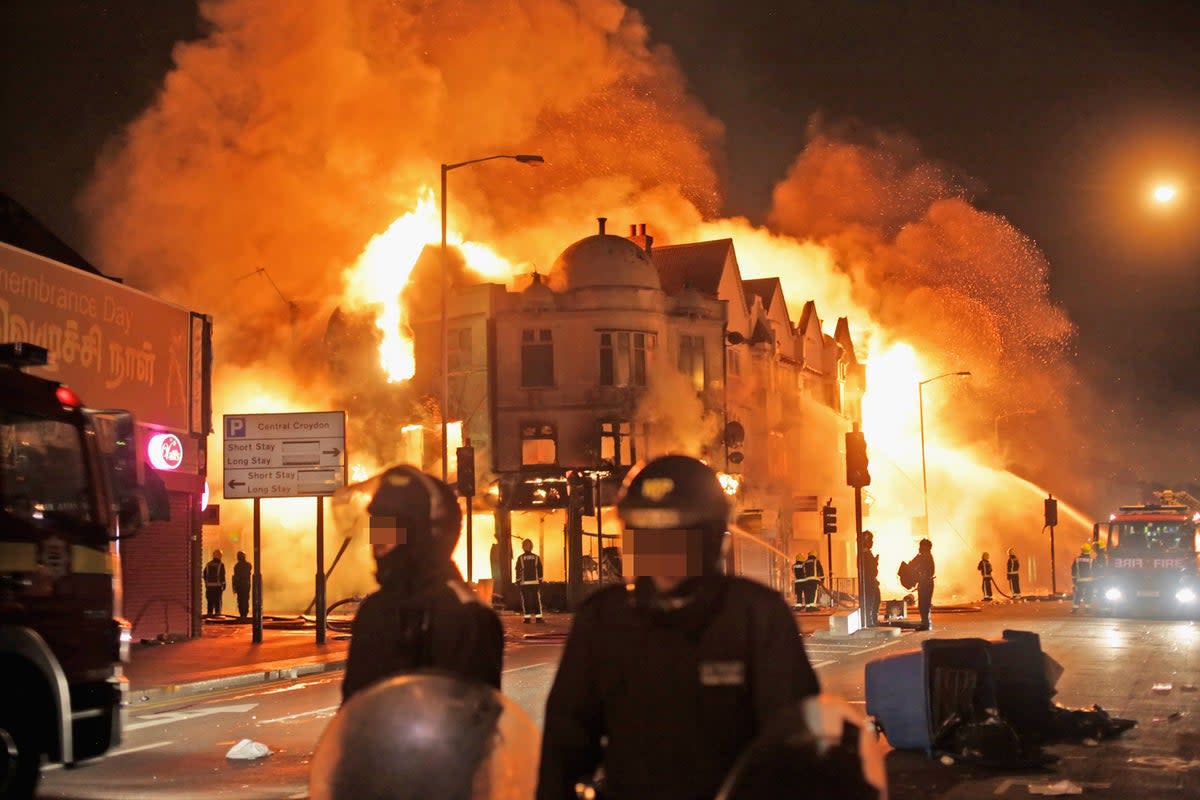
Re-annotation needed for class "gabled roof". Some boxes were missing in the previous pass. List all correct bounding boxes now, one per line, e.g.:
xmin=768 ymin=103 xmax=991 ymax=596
xmin=742 ymin=277 xmax=779 ymax=309
xmin=651 ymin=238 xmax=732 ymax=296
xmin=796 ymin=300 xmax=820 ymax=338
xmin=833 ymin=317 xmax=859 ymax=365
xmin=0 ymin=192 xmax=108 ymax=277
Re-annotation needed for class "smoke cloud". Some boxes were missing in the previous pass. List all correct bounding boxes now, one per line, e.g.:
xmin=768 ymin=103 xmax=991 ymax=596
xmin=83 ymin=1 xmax=1085 ymax=604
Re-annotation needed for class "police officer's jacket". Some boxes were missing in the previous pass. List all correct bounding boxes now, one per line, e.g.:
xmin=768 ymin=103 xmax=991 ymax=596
xmin=911 ymin=551 xmax=935 ymax=588
xmin=516 ymin=551 xmax=543 ymax=584
xmin=537 ymin=575 xmax=820 ymax=800
xmin=342 ymin=562 xmax=503 ymax=702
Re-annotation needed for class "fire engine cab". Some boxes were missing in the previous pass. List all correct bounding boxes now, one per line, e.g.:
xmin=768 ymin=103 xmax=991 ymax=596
xmin=1 ymin=342 xmax=152 ymax=799
xmin=1093 ymin=493 xmax=1200 ymax=617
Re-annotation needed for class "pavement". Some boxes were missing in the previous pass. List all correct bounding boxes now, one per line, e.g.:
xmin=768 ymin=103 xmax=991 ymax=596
xmin=124 ymin=604 xmax=846 ymax=705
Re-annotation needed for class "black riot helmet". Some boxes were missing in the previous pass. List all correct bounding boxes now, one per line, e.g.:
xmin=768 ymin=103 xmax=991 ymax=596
xmin=309 ymin=673 xmax=539 ymax=800
xmin=616 ymin=454 xmax=731 ymax=578
xmin=363 ymin=465 xmax=462 ymax=575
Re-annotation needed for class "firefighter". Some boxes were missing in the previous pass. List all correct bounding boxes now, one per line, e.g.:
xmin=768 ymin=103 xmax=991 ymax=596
xmin=515 ymin=539 xmax=545 ymax=623
xmin=1091 ymin=539 xmax=1108 ymax=577
xmin=1005 ymin=548 xmax=1021 ymax=599
xmin=232 ymin=550 xmax=252 ymax=619
xmin=910 ymin=538 xmax=935 ymax=631
xmin=537 ymin=454 xmax=821 ymax=800
xmin=203 ymin=549 xmax=226 ymax=617
xmin=977 ymin=551 xmax=994 ymax=601
xmin=341 ymin=465 xmax=503 ymax=702
xmin=1071 ymin=543 xmax=1094 ymax=612
xmin=791 ymin=553 xmax=805 ymax=609
xmin=796 ymin=551 xmax=825 ymax=610
xmin=862 ymin=531 xmax=880 ymax=627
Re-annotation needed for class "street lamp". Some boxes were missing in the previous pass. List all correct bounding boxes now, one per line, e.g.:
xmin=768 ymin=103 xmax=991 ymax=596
xmin=918 ymin=370 xmax=971 ymax=527
xmin=439 ymin=153 xmax=544 ymax=481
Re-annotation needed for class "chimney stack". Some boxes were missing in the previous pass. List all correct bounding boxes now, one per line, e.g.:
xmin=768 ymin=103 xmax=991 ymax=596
xmin=597 ymin=217 xmax=607 ymax=235
xmin=628 ymin=222 xmax=654 ymax=254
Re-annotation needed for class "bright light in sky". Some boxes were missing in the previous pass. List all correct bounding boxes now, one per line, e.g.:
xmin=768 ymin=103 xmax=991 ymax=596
xmin=1152 ymin=182 xmax=1179 ymax=205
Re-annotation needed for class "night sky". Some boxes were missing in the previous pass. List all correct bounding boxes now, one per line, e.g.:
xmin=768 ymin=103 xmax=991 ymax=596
xmin=4 ymin=1 xmax=1200 ymax=478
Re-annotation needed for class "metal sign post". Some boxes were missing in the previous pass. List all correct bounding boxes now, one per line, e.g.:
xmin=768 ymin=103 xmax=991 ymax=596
xmin=224 ymin=411 xmax=347 ymax=645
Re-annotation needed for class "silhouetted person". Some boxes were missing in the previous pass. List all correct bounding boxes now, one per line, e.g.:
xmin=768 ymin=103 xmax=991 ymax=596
xmin=1071 ymin=544 xmax=1094 ymax=612
xmin=911 ymin=538 xmax=935 ymax=631
xmin=232 ymin=551 xmax=252 ymax=619
xmin=862 ymin=531 xmax=880 ymax=626
xmin=203 ymin=549 xmax=225 ymax=617
xmin=515 ymin=539 xmax=545 ymax=623
xmin=341 ymin=466 xmax=503 ymax=702
xmin=1005 ymin=548 xmax=1021 ymax=599
xmin=795 ymin=551 xmax=825 ymax=609
xmin=977 ymin=551 xmax=994 ymax=601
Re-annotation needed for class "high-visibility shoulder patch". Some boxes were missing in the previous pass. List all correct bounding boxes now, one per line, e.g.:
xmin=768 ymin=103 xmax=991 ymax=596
xmin=640 ymin=477 xmax=674 ymax=502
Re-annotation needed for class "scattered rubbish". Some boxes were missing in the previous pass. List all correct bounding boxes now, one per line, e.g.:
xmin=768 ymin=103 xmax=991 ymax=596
xmin=1169 ymin=711 xmax=1183 ymax=721
xmin=1049 ymin=704 xmax=1136 ymax=741
xmin=225 ymin=738 xmax=272 ymax=760
xmin=1028 ymin=779 xmax=1082 ymax=795
xmin=1081 ymin=738 xmax=1098 ymax=747
xmin=1127 ymin=755 xmax=1200 ymax=772
xmin=1181 ymin=684 xmax=1198 ymax=692
xmin=1151 ymin=683 xmax=1173 ymax=694
xmin=939 ymin=754 xmax=955 ymax=765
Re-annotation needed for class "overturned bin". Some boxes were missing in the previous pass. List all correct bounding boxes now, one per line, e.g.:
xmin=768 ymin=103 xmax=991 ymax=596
xmin=865 ymin=630 xmax=1057 ymax=754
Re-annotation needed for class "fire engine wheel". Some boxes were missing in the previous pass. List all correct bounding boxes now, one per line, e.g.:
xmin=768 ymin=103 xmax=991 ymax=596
xmin=0 ymin=706 xmax=42 ymax=800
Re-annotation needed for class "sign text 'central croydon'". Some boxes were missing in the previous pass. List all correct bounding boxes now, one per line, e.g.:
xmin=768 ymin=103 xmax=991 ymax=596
xmin=226 ymin=414 xmax=344 ymax=440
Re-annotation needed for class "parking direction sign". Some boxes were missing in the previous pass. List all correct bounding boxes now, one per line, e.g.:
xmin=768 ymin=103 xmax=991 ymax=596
xmin=223 ymin=412 xmax=346 ymax=498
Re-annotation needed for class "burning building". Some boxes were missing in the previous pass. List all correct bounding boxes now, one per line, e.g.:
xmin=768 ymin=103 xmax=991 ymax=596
xmin=396 ymin=217 xmax=862 ymax=608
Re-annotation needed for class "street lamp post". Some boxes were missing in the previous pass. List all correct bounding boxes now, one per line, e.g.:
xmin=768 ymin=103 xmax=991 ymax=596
xmin=439 ymin=153 xmax=544 ymax=482
xmin=918 ymin=371 xmax=971 ymax=529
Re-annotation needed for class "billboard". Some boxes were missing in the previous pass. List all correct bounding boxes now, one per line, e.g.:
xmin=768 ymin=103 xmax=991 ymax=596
xmin=0 ymin=241 xmax=201 ymax=433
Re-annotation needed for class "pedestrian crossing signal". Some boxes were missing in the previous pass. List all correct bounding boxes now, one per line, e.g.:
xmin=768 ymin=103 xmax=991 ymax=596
xmin=845 ymin=431 xmax=871 ymax=487
xmin=1044 ymin=496 xmax=1058 ymax=527
xmin=822 ymin=505 xmax=838 ymax=535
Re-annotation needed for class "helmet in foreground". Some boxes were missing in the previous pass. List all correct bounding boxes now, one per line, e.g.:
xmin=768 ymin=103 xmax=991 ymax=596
xmin=310 ymin=673 xmax=538 ymax=800
xmin=616 ymin=454 xmax=730 ymax=578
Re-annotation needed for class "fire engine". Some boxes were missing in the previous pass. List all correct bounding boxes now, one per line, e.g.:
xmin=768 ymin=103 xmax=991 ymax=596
xmin=1 ymin=342 xmax=152 ymax=799
xmin=1093 ymin=491 xmax=1200 ymax=617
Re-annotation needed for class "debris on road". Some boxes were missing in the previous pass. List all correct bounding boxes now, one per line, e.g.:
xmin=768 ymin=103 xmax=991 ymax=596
xmin=225 ymin=738 xmax=272 ymax=760
xmin=1028 ymin=779 xmax=1083 ymax=795
xmin=1151 ymin=683 xmax=1172 ymax=694
xmin=1180 ymin=684 xmax=1197 ymax=692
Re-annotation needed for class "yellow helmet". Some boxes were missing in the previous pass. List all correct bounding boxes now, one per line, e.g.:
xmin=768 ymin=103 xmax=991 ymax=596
xmin=807 ymin=551 xmax=816 ymax=559
xmin=1081 ymin=544 xmax=1091 ymax=554
xmin=1007 ymin=547 xmax=1016 ymax=556
xmin=981 ymin=552 xmax=990 ymax=560
xmin=795 ymin=553 xmax=804 ymax=561
xmin=1094 ymin=540 xmax=1106 ymax=550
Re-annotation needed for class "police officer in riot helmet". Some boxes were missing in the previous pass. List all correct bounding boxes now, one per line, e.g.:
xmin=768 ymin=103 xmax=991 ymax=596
xmin=537 ymin=455 xmax=820 ymax=800
xmin=311 ymin=673 xmax=540 ymax=800
xmin=341 ymin=465 xmax=503 ymax=702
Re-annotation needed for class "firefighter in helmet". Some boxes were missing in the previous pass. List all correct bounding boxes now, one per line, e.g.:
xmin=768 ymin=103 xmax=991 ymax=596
xmin=795 ymin=551 xmax=825 ymax=610
xmin=310 ymin=673 xmax=539 ymax=800
xmin=977 ymin=551 xmax=994 ymax=601
xmin=203 ymin=549 xmax=226 ymax=617
xmin=1005 ymin=548 xmax=1021 ymax=599
xmin=538 ymin=455 xmax=820 ymax=800
xmin=340 ymin=465 xmax=503 ymax=702
xmin=515 ymin=538 xmax=545 ymax=623
xmin=1071 ymin=543 xmax=1095 ymax=612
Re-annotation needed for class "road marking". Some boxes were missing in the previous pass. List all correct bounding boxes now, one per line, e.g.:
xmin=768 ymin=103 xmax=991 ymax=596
xmin=41 ymin=741 xmax=174 ymax=772
xmin=810 ymin=660 xmax=835 ymax=668
xmin=503 ymin=662 xmax=554 ymax=674
xmin=259 ymin=705 xmax=340 ymax=725
xmin=994 ymin=778 xmax=1014 ymax=795
xmin=126 ymin=702 xmax=259 ymax=731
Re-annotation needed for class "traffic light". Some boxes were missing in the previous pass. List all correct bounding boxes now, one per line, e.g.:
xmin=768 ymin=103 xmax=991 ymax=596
xmin=567 ymin=471 xmax=595 ymax=517
xmin=822 ymin=504 xmax=838 ymax=535
xmin=456 ymin=446 xmax=476 ymax=497
xmin=845 ymin=431 xmax=871 ymax=487
xmin=1044 ymin=495 xmax=1058 ymax=527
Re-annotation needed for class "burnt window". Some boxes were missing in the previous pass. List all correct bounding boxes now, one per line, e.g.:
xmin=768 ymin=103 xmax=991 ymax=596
xmin=599 ymin=420 xmax=648 ymax=467
xmin=678 ymin=334 xmax=706 ymax=392
xmin=599 ymin=331 xmax=654 ymax=387
xmin=521 ymin=422 xmax=558 ymax=466
xmin=521 ymin=329 xmax=554 ymax=387
xmin=448 ymin=327 xmax=472 ymax=372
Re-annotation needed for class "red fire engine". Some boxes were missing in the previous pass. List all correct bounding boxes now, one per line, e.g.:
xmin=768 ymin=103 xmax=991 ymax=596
xmin=1093 ymin=491 xmax=1200 ymax=617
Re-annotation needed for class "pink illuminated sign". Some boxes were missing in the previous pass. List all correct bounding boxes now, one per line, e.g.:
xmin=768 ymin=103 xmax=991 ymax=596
xmin=147 ymin=432 xmax=184 ymax=471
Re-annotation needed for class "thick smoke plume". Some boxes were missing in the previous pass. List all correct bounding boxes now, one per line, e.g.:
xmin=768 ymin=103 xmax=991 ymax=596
xmin=83 ymin=1 xmax=1084 ymax=603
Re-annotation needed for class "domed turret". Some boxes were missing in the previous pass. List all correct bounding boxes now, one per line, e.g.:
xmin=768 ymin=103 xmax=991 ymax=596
xmin=521 ymin=271 xmax=556 ymax=311
xmin=552 ymin=218 xmax=661 ymax=292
